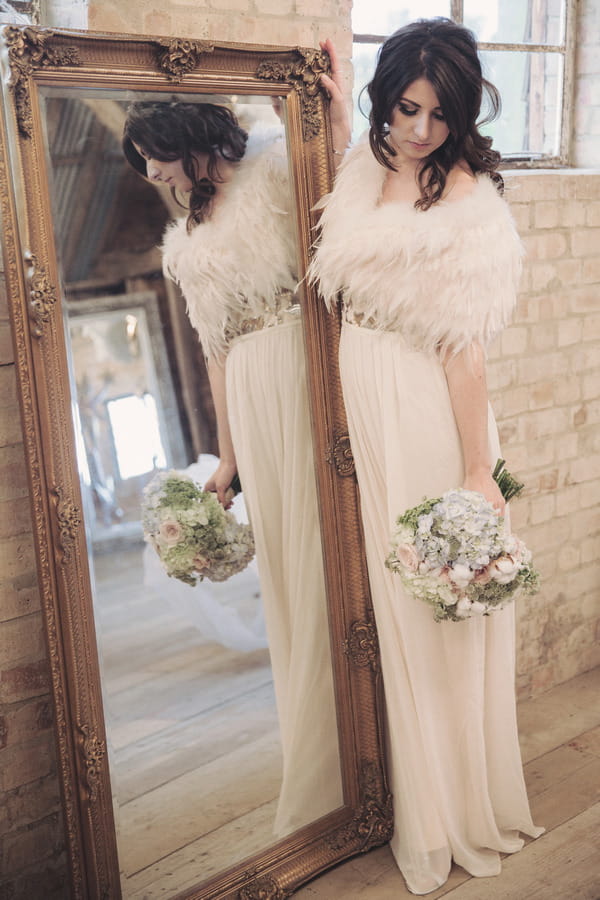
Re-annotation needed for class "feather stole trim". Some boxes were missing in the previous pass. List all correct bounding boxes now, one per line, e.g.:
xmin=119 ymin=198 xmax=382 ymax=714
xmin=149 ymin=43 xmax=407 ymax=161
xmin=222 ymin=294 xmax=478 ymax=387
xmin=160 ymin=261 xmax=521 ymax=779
xmin=161 ymin=128 xmax=297 ymax=361
xmin=309 ymin=140 xmax=523 ymax=356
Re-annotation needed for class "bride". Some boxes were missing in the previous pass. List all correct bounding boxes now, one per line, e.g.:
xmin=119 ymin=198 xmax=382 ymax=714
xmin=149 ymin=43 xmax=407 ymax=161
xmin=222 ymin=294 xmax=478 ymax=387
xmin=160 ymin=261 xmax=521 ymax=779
xmin=313 ymin=20 xmax=543 ymax=894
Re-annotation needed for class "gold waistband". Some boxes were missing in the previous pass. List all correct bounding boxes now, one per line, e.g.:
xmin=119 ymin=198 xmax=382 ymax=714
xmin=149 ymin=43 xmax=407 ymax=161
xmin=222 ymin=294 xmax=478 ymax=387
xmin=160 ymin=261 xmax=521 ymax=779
xmin=227 ymin=303 xmax=301 ymax=341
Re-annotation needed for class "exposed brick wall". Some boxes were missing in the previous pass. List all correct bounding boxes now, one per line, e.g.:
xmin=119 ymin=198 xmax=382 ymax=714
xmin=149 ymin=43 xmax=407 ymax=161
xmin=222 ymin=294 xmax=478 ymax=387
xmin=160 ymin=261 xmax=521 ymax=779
xmin=491 ymin=171 xmax=600 ymax=699
xmin=0 ymin=0 xmax=598 ymax=895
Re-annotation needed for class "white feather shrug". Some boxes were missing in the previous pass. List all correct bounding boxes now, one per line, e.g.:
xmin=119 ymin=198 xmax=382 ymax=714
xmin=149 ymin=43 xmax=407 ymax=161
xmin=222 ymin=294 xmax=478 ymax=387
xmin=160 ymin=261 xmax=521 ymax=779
xmin=161 ymin=128 xmax=297 ymax=361
xmin=309 ymin=139 xmax=523 ymax=356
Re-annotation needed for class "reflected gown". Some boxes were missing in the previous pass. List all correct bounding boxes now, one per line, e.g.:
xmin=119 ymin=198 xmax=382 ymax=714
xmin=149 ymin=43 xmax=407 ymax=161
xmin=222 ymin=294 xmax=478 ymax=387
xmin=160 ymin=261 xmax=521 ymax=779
xmin=161 ymin=128 xmax=342 ymax=836
xmin=311 ymin=139 xmax=542 ymax=893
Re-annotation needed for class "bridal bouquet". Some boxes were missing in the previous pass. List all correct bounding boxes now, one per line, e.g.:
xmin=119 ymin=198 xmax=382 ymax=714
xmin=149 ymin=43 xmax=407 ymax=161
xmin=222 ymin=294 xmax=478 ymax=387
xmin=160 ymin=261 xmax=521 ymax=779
xmin=142 ymin=470 xmax=255 ymax=586
xmin=386 ymin=461 xmax=539 ymax=622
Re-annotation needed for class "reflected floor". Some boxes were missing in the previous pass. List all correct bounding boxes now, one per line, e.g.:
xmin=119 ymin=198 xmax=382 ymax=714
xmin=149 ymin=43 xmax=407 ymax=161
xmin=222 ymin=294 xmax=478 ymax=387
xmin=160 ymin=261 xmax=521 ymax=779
xmin=93 ymin=545 xmax=282 ymax=898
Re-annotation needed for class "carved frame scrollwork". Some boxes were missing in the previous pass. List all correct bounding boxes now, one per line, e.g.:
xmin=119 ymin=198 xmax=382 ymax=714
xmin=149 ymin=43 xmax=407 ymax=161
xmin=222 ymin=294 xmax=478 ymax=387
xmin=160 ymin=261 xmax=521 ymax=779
xmin=0 ymin=27 xmax=389 ymax=900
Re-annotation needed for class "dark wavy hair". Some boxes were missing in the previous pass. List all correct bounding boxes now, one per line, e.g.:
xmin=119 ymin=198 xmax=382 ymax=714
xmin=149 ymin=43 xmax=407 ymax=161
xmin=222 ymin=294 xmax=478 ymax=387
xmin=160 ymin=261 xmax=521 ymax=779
xmin=123 ymin=101 xmax=248 ymax=230
xmin=366 ymin=18 xmax=502 ymax=210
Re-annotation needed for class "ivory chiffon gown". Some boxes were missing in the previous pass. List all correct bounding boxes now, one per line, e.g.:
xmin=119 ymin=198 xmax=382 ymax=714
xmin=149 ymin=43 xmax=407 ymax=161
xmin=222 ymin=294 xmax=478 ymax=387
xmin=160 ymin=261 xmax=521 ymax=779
xmin=312 ymin=139 xmax=543 ymax=894
xmin=162 ymin=127 xmax=342 ymax=836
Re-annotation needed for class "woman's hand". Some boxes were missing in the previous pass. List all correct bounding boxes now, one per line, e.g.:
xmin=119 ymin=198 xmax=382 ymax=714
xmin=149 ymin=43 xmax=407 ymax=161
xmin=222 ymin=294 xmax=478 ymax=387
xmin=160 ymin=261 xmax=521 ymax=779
xmin=205 ymin=458 xmax=238 ymax=509
xmin=463 ymin=468 xmax=506 ymax=516
xmin=319 ymin=38 xmax=352 ymax=163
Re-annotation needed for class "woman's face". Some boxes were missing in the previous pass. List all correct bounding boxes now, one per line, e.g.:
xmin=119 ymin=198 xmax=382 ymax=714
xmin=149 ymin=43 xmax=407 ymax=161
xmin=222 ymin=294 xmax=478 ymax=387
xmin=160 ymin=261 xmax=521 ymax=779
xmin=387 ymin=78 xmax=450 ymax=166
xmin=132 ymin=142 xmax=209 ymax=192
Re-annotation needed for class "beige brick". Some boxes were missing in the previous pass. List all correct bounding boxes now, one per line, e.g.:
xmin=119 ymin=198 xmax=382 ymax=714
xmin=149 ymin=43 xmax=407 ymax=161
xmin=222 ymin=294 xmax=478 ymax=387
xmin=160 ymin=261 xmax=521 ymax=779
xmin=570 ymin=227 xmax=600 ymax=257
xmin=528 ymin=322 xmax=556 ymax=353
xmin=529 ymin=492 xmax=555 ymax=525
xmin=486 ymin=358 xmax=517 ymax=391
xmin=559 ymin=199 xmax=587 ymax=227
xmin=568 ymin=453 xmax=600 ymax=484
xmin=143 ymin=11 xmax=175 ymax=32
xmin=507 ymin=202 xmax=530 ymax=231
xmin=256 ymin=0 xmax=294 ymax=12
xmin=582 ymin=372 xmax=600 ymax=401
xmin=522 ymin=231 xmax=568 ymax=261
xmin=579 ymin=478 xmax=600 ymax=509
xmin=585 ymin=201 xmax=600 ymax=227
xmin=500 ymin=386 xmax=530 ymax=417
xmin=533 ymin=201 xmax=560 ymax=229
xmin=557 ymin=544 xmax=581 ymax=571
xmin=0 ymin=445 xmax=30 ymax=503
xmin=571 ymin=344 xmax=600 ymax=373
xmin=582 ymin=314 xmax=600 ymax=341
xmin=581 ymin=256 xmax=600 ymax=283
xmin=501 ymin=325 xmax=528 ymax=356
xmin=581 ymin=535 xmax=600 ymax=564
xmin=2 ymin=698 xmax=54 ymax=749
xmin=557 ymin=317 xmax=583 ymax=347
xmin=2 ymin=812 xmax=61 ymax=871
xmin=0 ymin=573 xmax=40 ymax=624
xmin=3 ymin=774 xmax=61 ymax=831
xmin=572 ymin=507 xmax=600 ymax=541
xmin=528 ymin=379 xmax=555 ymax=410
xmin=0 ymin=322 xmax=15 ymax=366
xmin=0 ymin=613 xmax=46 ymax=669
xmin=0 ymin=733 xmax=56 ymax=793
xmin=0 ymin=659 xmax=51 ymax=705
xmin=554 ymin=484 xmax=580 ymax=517
xmin=516 ymin=351 xmax=564 ymax=385
xmin=554 ymin=431 xmax=579 ymax=460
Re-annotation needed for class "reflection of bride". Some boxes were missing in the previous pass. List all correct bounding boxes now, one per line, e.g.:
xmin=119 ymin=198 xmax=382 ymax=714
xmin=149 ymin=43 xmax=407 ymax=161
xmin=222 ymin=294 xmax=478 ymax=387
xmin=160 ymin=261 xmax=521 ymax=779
xmin=123 ymin=101 xmax=342 ymax=835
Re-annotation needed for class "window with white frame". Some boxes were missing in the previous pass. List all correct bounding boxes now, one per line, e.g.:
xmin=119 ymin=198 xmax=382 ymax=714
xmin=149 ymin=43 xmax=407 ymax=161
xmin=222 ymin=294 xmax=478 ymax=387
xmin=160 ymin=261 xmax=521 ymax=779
xmin=351 ymin=0 xmax=576 ymax=166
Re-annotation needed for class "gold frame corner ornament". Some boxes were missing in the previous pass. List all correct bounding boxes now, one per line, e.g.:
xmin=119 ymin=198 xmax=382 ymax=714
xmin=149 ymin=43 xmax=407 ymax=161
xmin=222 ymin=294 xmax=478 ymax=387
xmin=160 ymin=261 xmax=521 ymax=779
xmin=256 ymin=46 xmax=330 ymax=141
xmin=3 ymin=25 xmax=80 ymax=136
xmin=325 ymin=432 xmax=355 ymax=477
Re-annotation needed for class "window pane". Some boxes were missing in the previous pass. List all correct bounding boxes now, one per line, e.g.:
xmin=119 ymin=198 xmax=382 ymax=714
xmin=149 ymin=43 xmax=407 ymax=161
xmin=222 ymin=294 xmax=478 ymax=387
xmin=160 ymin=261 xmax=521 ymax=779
xmin=464 ymin=0 xmax=565 ymax=45
xmin=480 ymin=50 xmax=562 ymax=157
xmin=351 ymin=42 xmax=379 ymax=140
xmin=352 ymin=0 xmax=450 ymax=36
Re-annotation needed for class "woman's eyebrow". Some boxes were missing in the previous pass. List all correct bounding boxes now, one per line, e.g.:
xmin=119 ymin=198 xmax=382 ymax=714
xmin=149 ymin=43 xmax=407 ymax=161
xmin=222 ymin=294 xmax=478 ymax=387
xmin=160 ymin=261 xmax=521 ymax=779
xmin=400 ymin=97 xmax=443 ymax=112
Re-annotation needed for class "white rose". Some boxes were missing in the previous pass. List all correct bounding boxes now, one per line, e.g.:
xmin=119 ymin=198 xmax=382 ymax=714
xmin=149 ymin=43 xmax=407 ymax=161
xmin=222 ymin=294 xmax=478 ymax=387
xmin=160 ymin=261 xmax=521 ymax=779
xmin=158 ymin=518 xmax=183 ymax=546
xmin=396 ymin=543 xmax=420 ymax=572
xmin=489 ymin=556 xmax=520 ymax=584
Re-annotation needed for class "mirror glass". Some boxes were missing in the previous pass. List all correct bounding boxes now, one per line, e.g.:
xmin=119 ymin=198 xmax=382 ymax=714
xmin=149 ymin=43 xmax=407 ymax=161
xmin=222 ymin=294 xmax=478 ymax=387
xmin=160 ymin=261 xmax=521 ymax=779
xmin=40 ymin=86 xmax=343 ymax=896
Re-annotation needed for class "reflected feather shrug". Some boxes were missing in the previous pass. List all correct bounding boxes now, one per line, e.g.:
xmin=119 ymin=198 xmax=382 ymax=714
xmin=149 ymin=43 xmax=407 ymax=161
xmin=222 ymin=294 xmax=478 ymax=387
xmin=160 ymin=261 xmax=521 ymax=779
xmin=309 ymin=139 xmax=523 ymax=356
xmin=161 ymin=128 xmax=297 ymax=361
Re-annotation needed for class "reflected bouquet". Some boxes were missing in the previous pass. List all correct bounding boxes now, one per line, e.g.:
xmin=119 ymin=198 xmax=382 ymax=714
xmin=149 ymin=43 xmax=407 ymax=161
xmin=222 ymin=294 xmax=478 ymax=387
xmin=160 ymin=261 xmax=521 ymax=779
xmin=142 ymin=470 xmax=254 ymax=586
xmin=385 ymin=461 xmax=539 ymax=622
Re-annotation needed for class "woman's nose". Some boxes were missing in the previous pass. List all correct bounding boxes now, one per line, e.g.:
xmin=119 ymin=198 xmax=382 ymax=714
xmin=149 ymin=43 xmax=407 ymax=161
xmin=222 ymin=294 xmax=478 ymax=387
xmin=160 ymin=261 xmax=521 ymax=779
xmin=413 ymin=113 xmax=430 ymax=141
xmin=146 ymin=159 xmax=161 ymax=181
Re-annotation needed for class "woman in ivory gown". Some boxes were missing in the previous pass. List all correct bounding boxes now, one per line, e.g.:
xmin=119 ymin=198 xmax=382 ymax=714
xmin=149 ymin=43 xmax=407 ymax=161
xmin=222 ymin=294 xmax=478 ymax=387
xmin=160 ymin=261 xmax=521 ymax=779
xmin=313 ymin=21 xmax=543 ymax=894
xmin=123 ymin=101 xmax=342 ymax=836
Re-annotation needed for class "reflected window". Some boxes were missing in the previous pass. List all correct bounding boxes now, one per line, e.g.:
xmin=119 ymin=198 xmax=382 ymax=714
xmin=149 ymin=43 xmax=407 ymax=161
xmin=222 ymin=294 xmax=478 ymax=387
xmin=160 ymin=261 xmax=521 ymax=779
xmin=107 ymin=392 xmax=166 ymax=479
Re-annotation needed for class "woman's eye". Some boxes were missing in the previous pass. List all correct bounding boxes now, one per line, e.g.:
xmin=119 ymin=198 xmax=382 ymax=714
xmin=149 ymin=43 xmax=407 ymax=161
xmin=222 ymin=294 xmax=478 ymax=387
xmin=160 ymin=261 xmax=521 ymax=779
xmin=398 ymin=105 xmax=417 ymax=117
xmin=433 ymin=113 xmax=446 ymax=122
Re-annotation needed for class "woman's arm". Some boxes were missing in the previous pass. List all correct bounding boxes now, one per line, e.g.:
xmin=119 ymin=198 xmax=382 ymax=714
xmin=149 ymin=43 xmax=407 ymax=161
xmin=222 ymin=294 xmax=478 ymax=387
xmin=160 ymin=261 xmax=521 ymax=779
xmin=204 ymin=355 xmax=237 ymax=508
xmin=319 ymin=39 xmax=351 ymax=170
xmin=443 ymin=342 xmax=505 ymax=514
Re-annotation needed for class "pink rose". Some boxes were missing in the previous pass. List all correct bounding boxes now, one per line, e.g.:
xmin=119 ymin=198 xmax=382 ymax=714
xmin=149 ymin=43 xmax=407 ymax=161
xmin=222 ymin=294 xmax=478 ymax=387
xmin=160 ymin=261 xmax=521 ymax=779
xmin=396 ymin=543 xmax=420 ymax=572
xmin=193 ymin=555 xmax=210 ymax=572
xmin=473 ymin=566 xmax=492 ymax=585
xmin=159 ymin=519 xmax=182 ymax=546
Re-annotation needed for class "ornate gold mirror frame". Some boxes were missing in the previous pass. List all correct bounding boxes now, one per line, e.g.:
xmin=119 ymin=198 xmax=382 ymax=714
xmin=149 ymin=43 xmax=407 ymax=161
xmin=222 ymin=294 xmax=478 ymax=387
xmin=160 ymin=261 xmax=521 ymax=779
xmin=0 ymin=26 xmax=391 ymax=900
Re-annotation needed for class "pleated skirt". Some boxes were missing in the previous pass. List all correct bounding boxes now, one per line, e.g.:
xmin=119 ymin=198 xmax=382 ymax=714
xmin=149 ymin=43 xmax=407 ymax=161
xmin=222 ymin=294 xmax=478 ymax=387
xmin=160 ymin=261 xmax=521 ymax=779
xmin=226 ymin=318 xmax=343 ymax=835
xmin=339 ymin=322 xmax=543 ymax=894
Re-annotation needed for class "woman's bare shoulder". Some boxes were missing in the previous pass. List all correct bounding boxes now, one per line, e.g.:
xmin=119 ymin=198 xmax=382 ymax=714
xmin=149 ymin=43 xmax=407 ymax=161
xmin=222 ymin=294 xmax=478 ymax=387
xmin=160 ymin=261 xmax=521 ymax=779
xmin=442 ymin=164 xmax=478 ymax=202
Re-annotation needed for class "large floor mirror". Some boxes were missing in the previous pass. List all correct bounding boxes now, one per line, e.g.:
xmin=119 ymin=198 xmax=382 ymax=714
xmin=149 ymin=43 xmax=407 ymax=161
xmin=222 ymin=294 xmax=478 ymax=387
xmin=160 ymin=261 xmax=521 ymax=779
xmin=0 ymin=27 xmax=391 ymax=900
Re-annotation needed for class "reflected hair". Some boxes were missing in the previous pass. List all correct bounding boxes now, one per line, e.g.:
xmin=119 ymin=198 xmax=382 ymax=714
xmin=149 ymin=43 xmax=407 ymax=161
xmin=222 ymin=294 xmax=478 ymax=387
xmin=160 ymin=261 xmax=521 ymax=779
xmin=366 ymin=17 xmax=503 ymax=209
xmin=122 ymin=101 xmax=248 ymax=230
